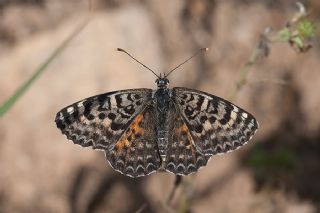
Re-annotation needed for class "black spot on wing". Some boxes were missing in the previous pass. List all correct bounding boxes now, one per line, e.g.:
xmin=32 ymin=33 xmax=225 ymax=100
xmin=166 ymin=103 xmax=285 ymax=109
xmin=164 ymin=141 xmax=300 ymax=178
xmin=200 ymin=115 xmax=208 ymax=123
xmin=56 ymin=119 xmax=66 ymax=130
xmin=83 ymin=101 xmax=93 ymax=116
xmin=115 ymin=94 xmax=122 ymax=107
xmin=124 ymin=105 xmax=135 ymax=114
xmin=195 ymin=95 xmax=205 ymax=111
xmin=97 ymin=93 xmax=108 ymax=104
xmin=209 ymin=116 xmax=216 ymax=124
xmin=64 ymin=116 xmax=73 ymax=125
xmin=98 ymin=113 xmax=106 ymax=120
xmin=134 ymin=94 xmax=141 ymax=99
xmin=108 ymin=113 xmax=116 ymax=120
xmin=110 ymin=122 xmax=123 ymax=131
xmin=72 ymin=109 xmax=79 ymax=118
xmin=86 ymin=114 xmax=95 ymax=120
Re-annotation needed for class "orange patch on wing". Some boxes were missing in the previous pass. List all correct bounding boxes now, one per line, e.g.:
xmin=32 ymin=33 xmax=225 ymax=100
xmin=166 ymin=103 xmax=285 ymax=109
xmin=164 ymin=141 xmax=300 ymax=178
xmin=116 ymin=114 xmax=145 ymax=155
xmin=130 ymin=114 xmax=145 ymax=136
xmin=175 ymin=123 xmax=193 ymax=147
xmin=175 ymin=123 xmax=197 ymax=157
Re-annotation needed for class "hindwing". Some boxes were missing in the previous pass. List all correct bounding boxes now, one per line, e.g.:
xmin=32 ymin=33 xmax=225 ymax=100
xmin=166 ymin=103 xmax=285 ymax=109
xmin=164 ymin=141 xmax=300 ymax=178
xmin=106 ymin=105 xmax=161 ymax=177
xmin=163 ymin=102 xmax=210 ymax=175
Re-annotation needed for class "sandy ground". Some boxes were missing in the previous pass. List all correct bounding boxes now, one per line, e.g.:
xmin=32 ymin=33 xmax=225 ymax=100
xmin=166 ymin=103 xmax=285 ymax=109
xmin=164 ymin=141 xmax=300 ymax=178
xmin=0 ymin=1 xmax=319 ymax=212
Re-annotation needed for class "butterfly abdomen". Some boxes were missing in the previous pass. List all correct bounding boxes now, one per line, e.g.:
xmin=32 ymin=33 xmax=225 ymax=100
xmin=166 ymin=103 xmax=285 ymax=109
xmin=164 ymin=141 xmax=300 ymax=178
xmin=153 ymin=88 xmax=172 ymax=162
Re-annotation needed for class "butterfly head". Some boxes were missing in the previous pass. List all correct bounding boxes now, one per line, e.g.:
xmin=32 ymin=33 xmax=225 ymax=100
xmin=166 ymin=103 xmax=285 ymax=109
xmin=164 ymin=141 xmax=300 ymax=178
xmin=156 ymin=74 xmax=169 ymax=88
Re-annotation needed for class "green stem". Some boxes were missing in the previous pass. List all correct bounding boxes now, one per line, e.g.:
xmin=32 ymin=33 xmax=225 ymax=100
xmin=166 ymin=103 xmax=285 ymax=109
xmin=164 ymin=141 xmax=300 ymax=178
xmin=0 ymin=17 xmax=91 ymax=117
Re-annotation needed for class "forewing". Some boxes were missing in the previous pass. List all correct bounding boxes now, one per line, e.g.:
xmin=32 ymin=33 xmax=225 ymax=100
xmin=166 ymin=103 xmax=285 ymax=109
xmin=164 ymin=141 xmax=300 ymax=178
xmin=164 ymin=103 xmax=210 ymax=175
xmin=55 ymin=89 xmax=152 ymax=151
xmin=173 ymin=87 xmax=258 ymax=155
xmin=106 ymin=105 xmax=161 ymax=177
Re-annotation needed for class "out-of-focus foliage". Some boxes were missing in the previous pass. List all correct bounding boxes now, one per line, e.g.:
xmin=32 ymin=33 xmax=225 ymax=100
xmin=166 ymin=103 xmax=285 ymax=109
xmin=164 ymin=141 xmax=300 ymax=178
xmin=245 ymin=143 xmax=296 ymax=185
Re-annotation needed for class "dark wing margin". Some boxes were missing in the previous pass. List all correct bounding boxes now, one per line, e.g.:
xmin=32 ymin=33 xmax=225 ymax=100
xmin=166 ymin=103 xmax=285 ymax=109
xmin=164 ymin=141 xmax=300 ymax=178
xmin=163 ymin=102 xmax=209 ymax=175
xmin=172 ymin=87 xmax=259 ymax=156
xmin=55 ymin=89 xmax=152 ymax=151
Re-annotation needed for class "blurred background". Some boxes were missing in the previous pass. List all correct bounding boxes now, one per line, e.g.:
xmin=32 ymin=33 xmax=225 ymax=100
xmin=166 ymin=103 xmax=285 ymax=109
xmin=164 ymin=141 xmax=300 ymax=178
xmin=0 ymin=0 xmax=319 ymax=212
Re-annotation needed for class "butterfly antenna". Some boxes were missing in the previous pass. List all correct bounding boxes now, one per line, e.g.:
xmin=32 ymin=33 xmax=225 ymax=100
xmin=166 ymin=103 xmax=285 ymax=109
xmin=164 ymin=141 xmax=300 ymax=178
xmin=165 ymin=47 xmax=208 ymax=78
xmin=117 ymin=48 xmax=160 ymax=78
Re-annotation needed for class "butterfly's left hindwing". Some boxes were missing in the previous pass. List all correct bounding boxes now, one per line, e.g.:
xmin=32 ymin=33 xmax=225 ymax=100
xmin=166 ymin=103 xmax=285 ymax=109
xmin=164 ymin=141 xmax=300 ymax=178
xmin=106 ymin=105 xmax=161 ymax=177
xmin=55 ymin=89 xmax=152 ymax=151
xmin=172 ymin=87 xmax=259 ymax=156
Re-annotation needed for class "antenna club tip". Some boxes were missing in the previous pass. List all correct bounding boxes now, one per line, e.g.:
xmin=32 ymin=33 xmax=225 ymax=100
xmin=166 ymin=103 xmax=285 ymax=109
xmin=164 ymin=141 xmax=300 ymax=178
xmin=116 ymin=48 xmax=123 ymax=52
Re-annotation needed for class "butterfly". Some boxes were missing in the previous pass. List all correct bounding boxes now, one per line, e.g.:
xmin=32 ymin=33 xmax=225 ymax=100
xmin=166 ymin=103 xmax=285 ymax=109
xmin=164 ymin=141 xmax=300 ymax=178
xmin=55 ymin=48 xmax=258 ymax=178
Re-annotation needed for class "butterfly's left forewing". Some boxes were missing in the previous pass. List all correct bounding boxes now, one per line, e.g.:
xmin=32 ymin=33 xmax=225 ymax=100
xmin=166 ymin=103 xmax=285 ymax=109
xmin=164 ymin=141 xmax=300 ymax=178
xmin=172 ymin=87 xmax=258 ymax=156
xmin=55 ymin=89 xmax=152 ymax=150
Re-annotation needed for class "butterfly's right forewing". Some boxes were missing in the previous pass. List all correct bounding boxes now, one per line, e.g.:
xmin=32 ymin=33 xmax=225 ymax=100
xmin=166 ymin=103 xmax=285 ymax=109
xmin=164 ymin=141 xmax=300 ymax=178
xmin=172 ymin=87 xmax=258 ymax=156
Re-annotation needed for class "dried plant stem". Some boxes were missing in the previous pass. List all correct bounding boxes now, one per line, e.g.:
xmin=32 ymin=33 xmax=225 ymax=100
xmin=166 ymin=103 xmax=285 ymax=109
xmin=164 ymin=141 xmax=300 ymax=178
xmin=134 ymin=203 xmax=147 ymax=213
xmin=177 ymin=176 xmax=196 ymax=213
xmin=166 ymin=175 xmax=182 ymax=206
xmin=228 ymin=2 xmax=312 ymax=101
xmin=228 ymin=46 xmax=262 ymax=102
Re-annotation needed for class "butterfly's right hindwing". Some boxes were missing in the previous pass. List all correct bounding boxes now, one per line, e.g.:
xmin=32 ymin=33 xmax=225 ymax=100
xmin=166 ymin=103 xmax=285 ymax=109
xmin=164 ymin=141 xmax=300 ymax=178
xmin=164 ymin=102 xmax=210 ymax=175
xmin=55 ymin=89 xmax=152 ymax=150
